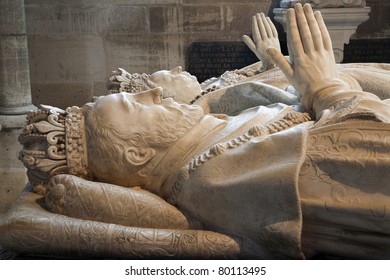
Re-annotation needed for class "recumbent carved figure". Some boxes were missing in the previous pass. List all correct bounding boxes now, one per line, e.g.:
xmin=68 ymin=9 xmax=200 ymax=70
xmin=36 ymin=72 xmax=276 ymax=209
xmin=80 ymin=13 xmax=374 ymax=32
xmin=1 ymin=4 xmax=390 ymax=259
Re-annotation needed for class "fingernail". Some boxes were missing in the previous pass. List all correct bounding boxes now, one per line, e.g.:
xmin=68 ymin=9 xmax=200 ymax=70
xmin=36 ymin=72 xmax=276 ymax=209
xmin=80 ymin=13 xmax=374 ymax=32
xmin=303 ymin=3 xmax=312 ymax=12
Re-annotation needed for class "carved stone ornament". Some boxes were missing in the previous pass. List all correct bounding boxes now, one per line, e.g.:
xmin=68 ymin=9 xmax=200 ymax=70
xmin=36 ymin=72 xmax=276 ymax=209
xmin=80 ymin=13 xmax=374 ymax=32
xmin=106 ymin=68 xmax=175 ymax=99
xmin=107 ymin=68 xmax=153 ymax=93
xmin=18 ymin=105 xmax=90 ymax=193
xmin=0 ymin=188 xmax=248 ymax=259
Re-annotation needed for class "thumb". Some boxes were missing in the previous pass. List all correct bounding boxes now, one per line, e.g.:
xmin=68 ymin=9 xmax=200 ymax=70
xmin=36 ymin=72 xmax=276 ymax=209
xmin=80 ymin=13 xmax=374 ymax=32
xmin=242 ymin=35 xmax=256 ymax=51
xmin=266 ymin=47 xmax=293 ymax=78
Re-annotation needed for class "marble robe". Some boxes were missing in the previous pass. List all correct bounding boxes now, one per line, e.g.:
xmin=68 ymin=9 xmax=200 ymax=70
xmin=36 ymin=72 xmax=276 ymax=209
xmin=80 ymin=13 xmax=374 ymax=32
xmin=166 ymin=71 xmax=390 ymax=259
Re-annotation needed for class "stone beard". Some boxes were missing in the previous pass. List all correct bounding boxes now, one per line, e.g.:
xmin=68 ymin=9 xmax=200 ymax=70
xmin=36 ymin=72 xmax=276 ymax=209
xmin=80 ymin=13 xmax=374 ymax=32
xmin=84 ymin=97 xmax=204 ymax=186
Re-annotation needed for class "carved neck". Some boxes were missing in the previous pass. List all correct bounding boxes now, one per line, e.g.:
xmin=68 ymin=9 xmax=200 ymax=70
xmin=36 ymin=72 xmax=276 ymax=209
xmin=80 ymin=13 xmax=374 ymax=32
xmin=144 ymin=115 xmax=227 ymax=195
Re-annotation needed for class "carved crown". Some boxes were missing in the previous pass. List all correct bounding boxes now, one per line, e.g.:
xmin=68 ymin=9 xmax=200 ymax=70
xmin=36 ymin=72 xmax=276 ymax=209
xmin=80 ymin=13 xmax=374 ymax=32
xmin=106 ymin=68 xmax=154 ymax=93
xmin=106 ymin=68 xmax=175 ymax=98
xmin=19 ymin=105 xmax=90 ymax=192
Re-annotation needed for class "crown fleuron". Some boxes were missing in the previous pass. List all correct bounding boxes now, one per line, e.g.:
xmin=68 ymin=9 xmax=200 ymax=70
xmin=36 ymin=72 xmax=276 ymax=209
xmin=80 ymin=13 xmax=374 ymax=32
xmin=19 ymin=105 xmax=90 ymax=193
xmin=107 ymin=68 xmax=153 ymax=93
xmin=106 ymin=68 xmax=176 ymax=99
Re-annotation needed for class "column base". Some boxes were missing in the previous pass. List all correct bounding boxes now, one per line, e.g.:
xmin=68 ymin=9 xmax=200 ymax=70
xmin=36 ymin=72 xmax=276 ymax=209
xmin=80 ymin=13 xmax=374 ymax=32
xmin=0 ymin=112 xmax=33 ymax=212
xmin=0 ymin=103 xmax=36 ymax=130
xmin=0 ymin=114 xmax=28 ymax=130
xmin=0 ymin=104 xmax=36 ymax=116
xmin=0 ymin=127 xmax=28 ymax=213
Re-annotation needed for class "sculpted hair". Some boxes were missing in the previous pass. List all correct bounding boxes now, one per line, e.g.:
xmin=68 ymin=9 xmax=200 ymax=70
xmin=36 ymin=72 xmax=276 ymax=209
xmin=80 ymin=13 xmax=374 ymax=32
xmin=82 ymin=103 xmax=143 ymax=184
xmin=82 ymin=98 xmax=203 ymax=185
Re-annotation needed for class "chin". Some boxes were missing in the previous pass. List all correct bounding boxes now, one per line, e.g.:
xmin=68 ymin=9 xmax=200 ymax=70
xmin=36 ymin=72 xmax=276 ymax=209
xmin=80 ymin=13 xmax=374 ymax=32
xmin=183 ymin=103 xmax=204 ymax=120
xmin=171 ymin=87 xmax=201 ymax=104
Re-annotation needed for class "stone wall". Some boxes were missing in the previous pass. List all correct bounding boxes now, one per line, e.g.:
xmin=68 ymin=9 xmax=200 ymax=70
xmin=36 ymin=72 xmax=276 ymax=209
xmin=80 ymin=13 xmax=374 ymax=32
xmin=24 ymin=0 xmax=389 ymax=109
xmin=354 ymin=0 xmax=390 ymax=39
xmin=25 ymin=0 xmax=272 ymax=108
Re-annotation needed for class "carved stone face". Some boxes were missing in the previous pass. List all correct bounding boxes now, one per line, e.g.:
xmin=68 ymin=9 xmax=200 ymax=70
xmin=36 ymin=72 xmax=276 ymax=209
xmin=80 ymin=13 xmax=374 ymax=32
xmin=86 ymin=88 xmax=204 ymax=186
xmin=94 ymin=88 xmax=203 ymax=136
xmin=150 ymin=66 xmax=202 ymax=103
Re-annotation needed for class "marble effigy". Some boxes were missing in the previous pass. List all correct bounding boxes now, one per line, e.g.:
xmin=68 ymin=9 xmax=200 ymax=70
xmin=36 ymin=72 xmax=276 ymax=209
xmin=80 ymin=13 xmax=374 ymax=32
xmin=1 ymin=4 xmax=390 ymax=259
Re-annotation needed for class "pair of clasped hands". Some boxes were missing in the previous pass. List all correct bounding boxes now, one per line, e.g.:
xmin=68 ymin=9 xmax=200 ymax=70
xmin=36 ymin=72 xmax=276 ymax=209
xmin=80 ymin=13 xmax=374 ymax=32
xmin=244 ymin=3 xmax=347 ymax=112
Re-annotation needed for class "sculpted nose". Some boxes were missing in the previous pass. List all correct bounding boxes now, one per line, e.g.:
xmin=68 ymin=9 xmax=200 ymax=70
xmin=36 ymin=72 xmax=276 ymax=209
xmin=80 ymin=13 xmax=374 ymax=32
xmin=169 ymin=66 xmax=182 ymax=75
xmin=135 ymin=87 xmax=163 ymax=104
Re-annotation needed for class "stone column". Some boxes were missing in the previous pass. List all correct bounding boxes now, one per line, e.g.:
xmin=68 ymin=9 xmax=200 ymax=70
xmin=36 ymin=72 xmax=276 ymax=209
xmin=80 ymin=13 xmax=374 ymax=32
xmin=273 ymin=0 xmax=371 ymax=62
xmin=0 ymin=0 xmax=35 ymax=213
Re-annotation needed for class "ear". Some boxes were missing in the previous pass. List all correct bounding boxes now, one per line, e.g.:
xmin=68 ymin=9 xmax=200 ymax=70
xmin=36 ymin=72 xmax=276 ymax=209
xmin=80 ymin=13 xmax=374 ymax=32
xmin=125 ymin=147 xmax=156 ymax=166
xmin=149 ymin=86 xmax=163 ymax=95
